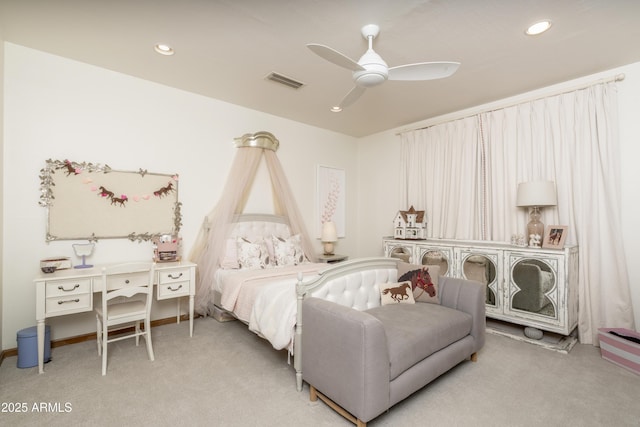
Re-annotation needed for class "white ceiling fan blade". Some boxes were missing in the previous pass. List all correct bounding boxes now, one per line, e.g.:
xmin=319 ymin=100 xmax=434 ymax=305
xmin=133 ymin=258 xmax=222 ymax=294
xmin=388 ymin=61 xmax=460 ymax=81
xmin=338 ymin=86 xmax=366 ymax=109
xmin=307 ymin=44 xmax=365 ymax=72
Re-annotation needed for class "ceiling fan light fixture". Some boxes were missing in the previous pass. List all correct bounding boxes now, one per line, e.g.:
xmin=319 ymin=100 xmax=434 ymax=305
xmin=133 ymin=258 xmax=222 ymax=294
xmin=525 ymin=20 xmax=552 ymax=36
xmin=354 ymin=71 xmax=387 ymax=87
xmin=330 ymin=106 xmax=342 ymax=113
xmin=154 ymin=43 xmax=175 ymax=55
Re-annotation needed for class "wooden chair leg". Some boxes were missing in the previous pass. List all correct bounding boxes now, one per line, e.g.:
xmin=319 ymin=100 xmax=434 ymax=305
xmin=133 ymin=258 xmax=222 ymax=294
xmin=310 ymin=385 xmax=318 ymax=402
xmin=135 ymin=322 xmax=141 ymax=346
xmin=101 ymin=329 xmax=108 ymax=376
xmin=96 ymin=316 xmax=102 ymax=356
xmin=145 ymin=319 xmax=155 ymax=361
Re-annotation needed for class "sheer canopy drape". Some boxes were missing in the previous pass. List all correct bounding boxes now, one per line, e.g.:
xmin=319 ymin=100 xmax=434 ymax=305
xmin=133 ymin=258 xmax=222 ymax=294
xmin=189 ymin=146 xmax=316 ymax=315
xmin=400 ymin=81 xmax=635 ymax=344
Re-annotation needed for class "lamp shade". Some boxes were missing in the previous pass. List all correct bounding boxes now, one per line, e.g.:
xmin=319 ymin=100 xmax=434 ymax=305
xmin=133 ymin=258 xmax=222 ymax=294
xmin=321 ymin=221 xmax=337 ymax=242
xmin=516 ymin=181 xmax=557 ymax=207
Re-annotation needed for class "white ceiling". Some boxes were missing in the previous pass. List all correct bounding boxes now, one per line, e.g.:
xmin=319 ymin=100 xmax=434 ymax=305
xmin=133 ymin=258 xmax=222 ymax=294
xmin=2 ymin=0 xmax=640 ymax=137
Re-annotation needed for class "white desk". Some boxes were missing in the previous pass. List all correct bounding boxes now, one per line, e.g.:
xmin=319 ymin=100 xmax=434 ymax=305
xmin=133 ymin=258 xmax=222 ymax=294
xmin=34 ymin=261 xmax=196 ymax=373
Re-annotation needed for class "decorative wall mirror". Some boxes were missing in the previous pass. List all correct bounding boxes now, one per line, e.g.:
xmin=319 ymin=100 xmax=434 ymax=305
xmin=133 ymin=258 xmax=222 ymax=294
xmin=39 ymin=159 xmax=181 ymax=242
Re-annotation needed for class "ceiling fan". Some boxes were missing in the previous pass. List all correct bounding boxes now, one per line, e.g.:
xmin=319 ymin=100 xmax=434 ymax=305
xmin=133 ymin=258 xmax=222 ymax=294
xmin=307 ymin=24 xmax=460 ymax=111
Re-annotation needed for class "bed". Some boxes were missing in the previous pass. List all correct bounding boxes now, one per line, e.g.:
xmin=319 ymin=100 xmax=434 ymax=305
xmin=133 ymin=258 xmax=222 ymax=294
xmin=207 ymin=214 xmax=399 ymax=391
xmin=209 ymin=214 xmax=326 ymax=347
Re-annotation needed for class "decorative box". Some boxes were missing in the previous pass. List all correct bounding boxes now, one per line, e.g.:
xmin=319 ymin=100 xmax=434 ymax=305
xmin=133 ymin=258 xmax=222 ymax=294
xmin=152 ymin=234 xmax=182 ymax=263
xmin=40 ymin=257 xmax=72 ymax=272
xmin=598 ymin=328 xmax=640 ymax=376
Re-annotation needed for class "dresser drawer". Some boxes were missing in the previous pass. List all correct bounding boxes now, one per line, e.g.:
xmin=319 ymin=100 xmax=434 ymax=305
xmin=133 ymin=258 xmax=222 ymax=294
xmin=46 ymin=278 xmax=91 ymax=297
xmin=46 ymin=293 xmax=92 ymax=316
xmin=157 ymin=281 xmax=190 ymax=299
xmin=158 ymin=268 xmax=189 ymax=284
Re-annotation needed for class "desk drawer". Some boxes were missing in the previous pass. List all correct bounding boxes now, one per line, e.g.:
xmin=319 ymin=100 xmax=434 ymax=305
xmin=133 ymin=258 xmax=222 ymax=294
xmin=157 ymin=281 xmax=190 ymax=299
xmin=46 ymin=278 xmax=91 ymax=297
xmin=158 ymin=268 xmax=189 ymax=284
xmin=105 ymin=272 xmax=150 ymax=290
xmin=46 ymin=293 xmax=92 ymax=316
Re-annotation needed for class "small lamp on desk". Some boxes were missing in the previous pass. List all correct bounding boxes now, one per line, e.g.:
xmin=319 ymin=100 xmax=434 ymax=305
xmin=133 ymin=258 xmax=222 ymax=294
xmin=321 ymin=221 xmax=337 ymax=255
xmin=516 ymin=180 xmax=557 ymax=247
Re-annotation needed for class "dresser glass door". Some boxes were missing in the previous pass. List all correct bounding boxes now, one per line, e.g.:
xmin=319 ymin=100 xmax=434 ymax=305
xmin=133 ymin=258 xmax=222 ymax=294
xmin=387 ymin=246 xmax=413 ymax=263
xmin=510 ymin=258 xmax=556 ymax=318
xmin=418 ymin=249 xmax=451 ymax=276
xmin=462 ymin=254 xmax=498 ymax=307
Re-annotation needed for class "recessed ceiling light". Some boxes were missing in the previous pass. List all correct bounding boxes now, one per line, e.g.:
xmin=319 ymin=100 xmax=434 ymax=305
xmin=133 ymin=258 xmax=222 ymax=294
xmin=154 ymin=44 xmax=174 ymax=56
xmin=525 ymin=20 xmax=552 ymax=36
xmin=330 ymin=106 xmax=342 ymax=113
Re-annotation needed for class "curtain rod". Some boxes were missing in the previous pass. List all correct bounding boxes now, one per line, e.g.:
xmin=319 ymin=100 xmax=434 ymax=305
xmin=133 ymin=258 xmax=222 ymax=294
xmin=396 ymin=73 xmax=626 ymax=136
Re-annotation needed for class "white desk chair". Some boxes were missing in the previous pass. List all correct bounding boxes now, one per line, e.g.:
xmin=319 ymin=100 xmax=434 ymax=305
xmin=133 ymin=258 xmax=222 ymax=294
xmin=96 ymin=262 xmax=156 ymax=375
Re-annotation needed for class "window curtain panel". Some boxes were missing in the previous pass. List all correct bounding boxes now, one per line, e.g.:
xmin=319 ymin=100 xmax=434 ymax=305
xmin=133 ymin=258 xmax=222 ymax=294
xmin=400 ymin=82 xmax=635 ymax=344
xmin=400 ymin=116 xmax=484 ymax=240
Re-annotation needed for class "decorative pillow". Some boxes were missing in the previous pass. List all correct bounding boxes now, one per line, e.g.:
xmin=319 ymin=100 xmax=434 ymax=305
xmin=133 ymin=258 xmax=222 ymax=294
xmin=220 ymin=238 xmax=239 ymax=269
xmin=397 ymin=262 xmax=440 ymax=304
xmin=236 ymin=237 xmax=269 ymax=269
xmin=271 ymin=234 xmax=306 ymax=266
xmin=380 ymin=281 xmax=415 ymax=305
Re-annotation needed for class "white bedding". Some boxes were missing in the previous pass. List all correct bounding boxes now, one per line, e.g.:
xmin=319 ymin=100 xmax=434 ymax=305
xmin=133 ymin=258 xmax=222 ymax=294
xmin=215 ymin=263 xmax=326 ymax=341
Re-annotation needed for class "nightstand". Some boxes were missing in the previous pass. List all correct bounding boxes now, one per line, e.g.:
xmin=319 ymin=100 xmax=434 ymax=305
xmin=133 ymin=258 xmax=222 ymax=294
xmin=317 ymin=254 xmax=348 ymax=264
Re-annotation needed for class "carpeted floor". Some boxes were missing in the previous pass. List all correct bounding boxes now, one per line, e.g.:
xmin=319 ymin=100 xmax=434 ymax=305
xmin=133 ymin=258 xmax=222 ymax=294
xmin=1 ymin=317 xmax=639 ymax=426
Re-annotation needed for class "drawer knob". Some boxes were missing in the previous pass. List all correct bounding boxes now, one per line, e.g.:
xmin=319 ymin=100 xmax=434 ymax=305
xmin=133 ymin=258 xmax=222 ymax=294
xmin=58 ymin=284 xmax=80 ymax=292
xmin=58 ymin=298 xmax=80 ymax=305
xmin=168 ymin=273 xmax=183 ymax=280
xmin=125 ymin=279 xmax=130 ymax=284
xmin=168 ymin=284 xmax=183 ymax=292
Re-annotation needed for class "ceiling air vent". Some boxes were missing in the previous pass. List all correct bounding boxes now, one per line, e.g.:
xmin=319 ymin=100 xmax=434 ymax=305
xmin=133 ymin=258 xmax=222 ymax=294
xmin=265 ymin=72 xmax=305 ymax=89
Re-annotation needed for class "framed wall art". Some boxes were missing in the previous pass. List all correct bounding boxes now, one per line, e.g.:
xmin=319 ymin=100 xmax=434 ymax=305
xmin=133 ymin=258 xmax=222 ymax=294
xmin=39 ymin=159 xmax=181 ymax=242
xmin=316 ymin=165 xmax=345 ymax=238
xmin=542 ymin=225 xmax=568 ymax=249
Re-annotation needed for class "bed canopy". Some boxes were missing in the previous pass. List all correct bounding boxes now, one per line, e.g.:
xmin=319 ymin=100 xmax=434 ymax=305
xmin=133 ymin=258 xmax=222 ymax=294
xmin=189 ymin=131 xmax=317 ymax=315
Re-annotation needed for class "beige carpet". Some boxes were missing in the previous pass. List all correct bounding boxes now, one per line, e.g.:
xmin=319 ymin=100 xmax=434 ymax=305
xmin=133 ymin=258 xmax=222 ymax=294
xmin=1 ymin=317 xmax=639 ymax=426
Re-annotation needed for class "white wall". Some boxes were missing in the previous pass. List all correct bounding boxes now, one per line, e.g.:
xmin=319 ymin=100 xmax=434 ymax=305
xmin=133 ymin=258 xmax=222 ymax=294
xmin=1 ymin=43 xmax=358 ymax=349
xmin=357 ymin=62 xmax=640 ymax=330
xmin=0 ymin=28 xmax=5 ymax=351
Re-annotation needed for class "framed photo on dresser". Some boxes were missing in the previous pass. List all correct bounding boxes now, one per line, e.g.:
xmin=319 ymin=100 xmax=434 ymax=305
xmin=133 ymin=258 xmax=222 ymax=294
xmin=542 ymin=225 xmax=568 ymax=249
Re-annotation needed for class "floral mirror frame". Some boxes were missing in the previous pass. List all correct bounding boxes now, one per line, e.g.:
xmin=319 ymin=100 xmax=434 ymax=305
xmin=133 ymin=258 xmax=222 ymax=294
xmin=39 ymin=159 xmax=182 ymax=242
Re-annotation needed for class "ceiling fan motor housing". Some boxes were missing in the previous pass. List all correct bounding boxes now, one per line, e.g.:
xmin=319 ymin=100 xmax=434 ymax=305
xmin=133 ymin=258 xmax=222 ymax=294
xmin=353 ymin=50 xmax=388 ymax=87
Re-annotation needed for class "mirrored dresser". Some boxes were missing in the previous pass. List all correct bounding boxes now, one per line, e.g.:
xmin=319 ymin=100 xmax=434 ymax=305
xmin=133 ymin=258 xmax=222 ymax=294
xmin=383 ymin=238 xmax=579 ymax=337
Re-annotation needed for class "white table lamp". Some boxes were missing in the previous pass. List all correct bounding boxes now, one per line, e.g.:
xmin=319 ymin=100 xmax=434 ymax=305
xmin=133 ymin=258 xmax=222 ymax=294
xmin=516 ymin=181 xmax=557 ymax=247
xmin=321 ymin=221 xmax=337 ymax=255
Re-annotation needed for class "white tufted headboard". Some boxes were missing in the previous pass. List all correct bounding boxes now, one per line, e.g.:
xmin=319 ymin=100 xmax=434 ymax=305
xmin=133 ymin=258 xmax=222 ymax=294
xmin=228 ymin=214 xmax=291 ymax=241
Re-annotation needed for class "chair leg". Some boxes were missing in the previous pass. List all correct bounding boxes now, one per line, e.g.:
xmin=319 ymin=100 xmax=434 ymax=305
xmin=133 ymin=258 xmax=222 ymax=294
xmin=135 ymin=321 xmax=141 ymax=347
xmin=96 ymin=315 xmax=102 ymax=356
xmin=144 ymin=318 xmax=155 ymax=362
xmin=101 ymin=325 xmax=108 ymax=376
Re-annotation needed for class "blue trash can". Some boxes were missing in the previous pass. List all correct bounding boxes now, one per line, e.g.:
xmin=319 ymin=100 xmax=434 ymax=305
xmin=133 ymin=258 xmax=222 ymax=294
xmin=17 ymin=325 xmax=51 ymax=368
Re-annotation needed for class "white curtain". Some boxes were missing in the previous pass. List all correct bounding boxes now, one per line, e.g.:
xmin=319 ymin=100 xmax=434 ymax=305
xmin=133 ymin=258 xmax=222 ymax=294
xmin=400 ymin=116 xmax=484 ymax=239
xmin=400 ymin=81 xmax=635 ymax=344
xmin=189 ymin=146 xmax=316 ymax=315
